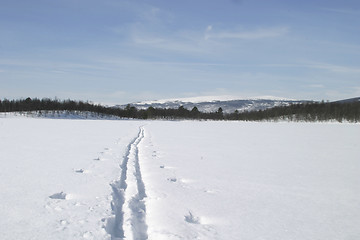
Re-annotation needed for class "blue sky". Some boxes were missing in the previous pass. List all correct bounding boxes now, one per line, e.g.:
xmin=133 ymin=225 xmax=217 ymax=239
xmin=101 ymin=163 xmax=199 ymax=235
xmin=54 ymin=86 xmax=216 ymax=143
xmin=1 ymin=0 xmax=360 ymax=104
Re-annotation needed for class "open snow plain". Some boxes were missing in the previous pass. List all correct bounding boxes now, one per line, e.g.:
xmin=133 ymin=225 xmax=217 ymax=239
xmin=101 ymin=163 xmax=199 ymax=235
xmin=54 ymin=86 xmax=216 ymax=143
xmin=0 ymin=116 xmax=359 ymax=240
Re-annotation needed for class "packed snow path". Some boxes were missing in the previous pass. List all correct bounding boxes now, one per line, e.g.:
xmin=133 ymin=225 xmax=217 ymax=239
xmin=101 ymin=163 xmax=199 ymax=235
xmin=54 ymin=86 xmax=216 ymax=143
xmin=107 ymin=127 xmax=147 ymax=240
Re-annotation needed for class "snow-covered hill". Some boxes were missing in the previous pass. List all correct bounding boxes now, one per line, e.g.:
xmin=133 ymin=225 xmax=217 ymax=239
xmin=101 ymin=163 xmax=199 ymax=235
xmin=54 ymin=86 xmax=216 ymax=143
xmin=333 ymin=97 xmax=360 ymax=103
xmin=119 ymin=96 xmax=309 ymax=113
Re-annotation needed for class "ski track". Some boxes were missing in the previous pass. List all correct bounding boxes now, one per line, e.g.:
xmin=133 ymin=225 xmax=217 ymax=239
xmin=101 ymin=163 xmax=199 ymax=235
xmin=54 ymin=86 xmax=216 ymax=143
xmin=107 ymin=127 xmax=148 ymax=240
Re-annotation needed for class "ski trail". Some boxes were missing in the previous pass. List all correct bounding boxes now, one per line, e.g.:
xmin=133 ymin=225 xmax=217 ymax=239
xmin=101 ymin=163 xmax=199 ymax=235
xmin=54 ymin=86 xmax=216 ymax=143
xmin=129 ymin=127 xmax=147 ymax=240
xmin=107 ymin=127 xmax=147 ymax=240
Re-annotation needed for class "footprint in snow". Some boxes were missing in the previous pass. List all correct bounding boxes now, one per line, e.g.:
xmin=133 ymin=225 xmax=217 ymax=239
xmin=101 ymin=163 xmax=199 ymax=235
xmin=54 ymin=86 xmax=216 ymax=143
xmin=49 ymin=191 xmax=67 ymax=200
xmin=60 ymin=219 xmax=69 ymax=226
xmin=102 ymin=148 xmax=112 ymax=155
xmin=167 ymin=177 xmax=177 ymax=182
xmin=184 ymin=211 xmax=200 ymax=224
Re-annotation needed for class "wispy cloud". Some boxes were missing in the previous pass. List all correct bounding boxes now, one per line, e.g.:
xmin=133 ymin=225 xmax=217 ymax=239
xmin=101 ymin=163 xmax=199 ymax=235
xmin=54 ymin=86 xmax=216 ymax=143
xmin=132 ymin=36 xmax=165 ymax=45
xmin=130 ymin=35 xmax=211 ymax=54
xmin=323 ymin=8 xmax=360 ymax=15
xmin=249 ymin=62 xmax=360 ymax=74
xmin=137 ymin=4 xmax=174 ymax=24
xmin=204 ymin=26 xmax=289 ymax=40
xmin=129 ymin=25 xmax=289 ymax=56
xmin=307 ymin=62 xmax=360 ymax=73
xmin=307 ymin=84 xmax=325 ymax=88
xmin=128 ymin=27 xmax=214 ymax=54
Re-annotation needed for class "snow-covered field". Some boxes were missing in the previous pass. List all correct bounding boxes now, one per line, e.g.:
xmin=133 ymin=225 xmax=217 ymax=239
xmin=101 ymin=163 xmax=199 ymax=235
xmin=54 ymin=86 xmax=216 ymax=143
xmin=1 ymin=116 xmax=359 ymax=240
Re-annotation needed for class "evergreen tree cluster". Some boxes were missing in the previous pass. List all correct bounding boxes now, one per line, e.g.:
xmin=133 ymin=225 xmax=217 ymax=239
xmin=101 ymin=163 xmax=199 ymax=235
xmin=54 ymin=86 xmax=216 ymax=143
xmin=0 ymin=97 xmax=359 ymax=122
xmin=227 ymin=101 xmax=360 ymax=122
xmin=0 ymin=98 xmax=117 ymax=117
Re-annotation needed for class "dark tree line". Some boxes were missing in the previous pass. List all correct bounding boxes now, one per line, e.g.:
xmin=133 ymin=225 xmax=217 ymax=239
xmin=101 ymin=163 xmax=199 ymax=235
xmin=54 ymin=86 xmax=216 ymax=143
xmin=0 ymin=97 xmax=359 ymax=122
xmin=0 ymin=98 xmax=118 ymax=116
xmin=229 ymin=101 xmax=360 ymax=122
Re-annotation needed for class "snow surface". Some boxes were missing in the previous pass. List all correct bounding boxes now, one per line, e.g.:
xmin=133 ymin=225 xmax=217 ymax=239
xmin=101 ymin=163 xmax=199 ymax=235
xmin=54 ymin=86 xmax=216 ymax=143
xmin=0 ymin=117 xmax=143 ymax=239
xmin=1 ymin=117 xmax=359 ymax=239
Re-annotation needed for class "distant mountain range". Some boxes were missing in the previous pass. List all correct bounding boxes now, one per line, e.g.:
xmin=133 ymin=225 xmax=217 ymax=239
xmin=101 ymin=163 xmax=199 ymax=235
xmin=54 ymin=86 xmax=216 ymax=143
xmin=119 ymin=96 xmax=311 ymax=114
